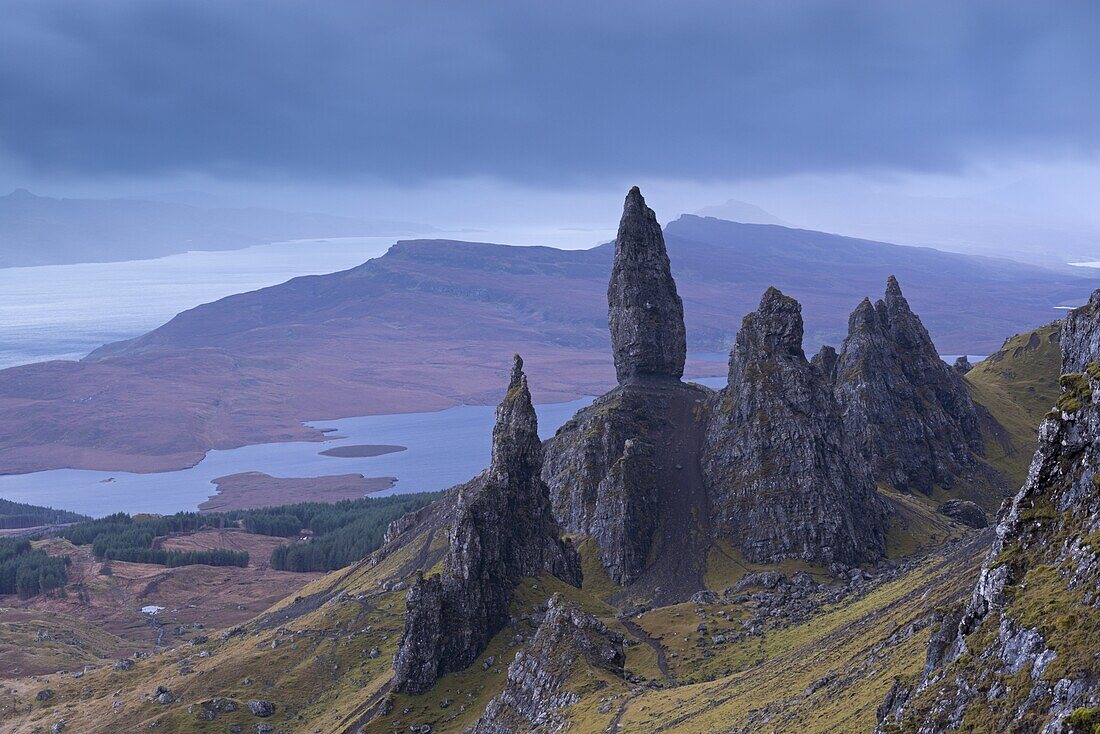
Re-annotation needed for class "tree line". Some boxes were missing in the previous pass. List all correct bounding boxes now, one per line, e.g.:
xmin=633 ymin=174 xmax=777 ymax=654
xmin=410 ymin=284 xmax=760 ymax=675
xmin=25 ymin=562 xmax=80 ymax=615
xmin=0 ymin=498 xmax=88 ymax=529
xmin=0 ymin=538 xmax=70 ymax=597
xmin=56 ymin=491 xmax=439 ymax=574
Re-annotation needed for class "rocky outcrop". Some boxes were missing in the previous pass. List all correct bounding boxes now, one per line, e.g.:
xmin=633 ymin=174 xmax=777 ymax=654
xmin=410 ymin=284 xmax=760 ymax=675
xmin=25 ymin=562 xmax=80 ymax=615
xmin=393 ymin=356 xmax=581 ymax=694
xmin=878 ymin=292 xmax=1100 ymax=733
xmin=831 ymin=277 xmax=986 ymax=494
xmin=952 ymin=355 xmax=973 ymax=374
xmin=608 ymin=186 xmax=686 ymax=384
xmin=472 ymin=594 xmax=626 ymax=734
xmin=702 ymin=287 xmax=888 ymax=566
xmin=542 ymin=380 xmax=710 ymax=590
xmin=935 ymin=499 xmax=988 ymax=529
xmin=543 ymin=188 xmax=710 ymax=596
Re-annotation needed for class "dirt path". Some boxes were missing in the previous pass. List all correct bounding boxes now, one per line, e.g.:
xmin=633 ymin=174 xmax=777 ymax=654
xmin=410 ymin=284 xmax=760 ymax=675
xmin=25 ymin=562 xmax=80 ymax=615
xmin=606 ymin=696 xmax=635 ymax=732
xmin=336 ymin=679 xmax=395 ymax=733
xmin=620 ymin=618 xmax=673 ymax=681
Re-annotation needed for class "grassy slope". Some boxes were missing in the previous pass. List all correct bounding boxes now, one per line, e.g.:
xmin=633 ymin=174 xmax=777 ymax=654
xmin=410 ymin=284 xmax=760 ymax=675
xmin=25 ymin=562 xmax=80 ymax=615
xmin=0 ymin=326 xmax=1065 ymax=733
xmin=619 ymin=532 xmax=990 ymax=733
xmin=3 ymin=520 xmax=995 ymax=734
xmin=966 ymin=322 xmax=1062 ymax=490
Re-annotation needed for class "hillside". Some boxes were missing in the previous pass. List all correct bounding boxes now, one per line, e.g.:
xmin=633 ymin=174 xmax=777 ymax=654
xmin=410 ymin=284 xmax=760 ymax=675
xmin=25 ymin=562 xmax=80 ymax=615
xmin=0 ymin=189 xmax=426 ymax=267
xmin=0 ymin=217 xmax=1095 ymax=475
xmin=965 ymin=322 xmax=1063 ymax=488
xmin=1 ymin=191 xmax=1093 ymax=734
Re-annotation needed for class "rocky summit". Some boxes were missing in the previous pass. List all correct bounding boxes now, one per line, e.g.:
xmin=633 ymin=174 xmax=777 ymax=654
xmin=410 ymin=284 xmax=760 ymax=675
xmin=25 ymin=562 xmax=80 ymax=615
xmin=393 ymin=355 xmax=581 ymax=694
xmin=831 ymin=276 xmax=988 ymax=494
xmin=608 ymin=186 xmax=687 ymax=384
xmin=702 ymin=287 xmax=888 ymax=566
xmin=877 ymin=291 xmax=1100 ymax=733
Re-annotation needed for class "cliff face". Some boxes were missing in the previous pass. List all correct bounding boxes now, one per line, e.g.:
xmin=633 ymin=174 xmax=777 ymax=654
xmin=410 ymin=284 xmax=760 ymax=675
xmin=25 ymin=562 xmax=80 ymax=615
xmin=702 ymin=287 xmax=888 ymax=566
xmin=393 ymin=356 xmax=581 ymax=694
xmin=832 ymin=277 xmax=986 ymax=494
xmin=542 ymin=380 xmax=711 ymax=593
xmin=472 ymin=594 xmax=626 ymax=734
xmin=878 ymin=294 xmax=1100 ymax=733
xmin=608 ymin=186 xmax=687 ymax=384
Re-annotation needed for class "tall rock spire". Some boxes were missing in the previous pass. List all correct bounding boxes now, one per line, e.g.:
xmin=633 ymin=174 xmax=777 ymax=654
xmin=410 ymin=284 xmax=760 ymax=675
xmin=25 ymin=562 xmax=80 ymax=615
xmin=393 ymin=355 xmax=581 ymax=694
xmin=608 ymin=186 xmax=687 ymax=384
xmin=489 ymin=355 xmax=541 ymax=481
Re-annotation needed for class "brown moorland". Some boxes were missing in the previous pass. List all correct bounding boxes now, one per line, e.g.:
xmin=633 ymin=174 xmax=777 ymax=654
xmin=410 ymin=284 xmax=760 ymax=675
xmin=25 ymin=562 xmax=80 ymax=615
xmin=0 ymin=533 xmax=319 ymax=677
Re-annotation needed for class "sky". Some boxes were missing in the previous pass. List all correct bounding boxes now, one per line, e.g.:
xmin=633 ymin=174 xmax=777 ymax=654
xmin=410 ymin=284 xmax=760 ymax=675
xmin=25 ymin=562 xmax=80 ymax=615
xmin=2 ymin=0 xmax=1099 ymax=259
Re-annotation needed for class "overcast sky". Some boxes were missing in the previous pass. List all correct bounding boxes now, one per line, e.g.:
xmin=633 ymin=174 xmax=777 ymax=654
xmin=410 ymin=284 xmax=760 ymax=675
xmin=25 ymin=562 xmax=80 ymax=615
xmin=2 ymin=0 xmax=1099 ymax=257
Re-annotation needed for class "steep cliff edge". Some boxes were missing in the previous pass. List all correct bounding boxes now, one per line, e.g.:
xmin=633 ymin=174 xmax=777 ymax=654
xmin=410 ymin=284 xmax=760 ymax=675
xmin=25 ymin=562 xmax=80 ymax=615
xmin=877 ymin=294 xmax=1100 ymax=733
xmin=702 ymin=287 xmax=888 ymax=566
xmin=832 ymin=277 xmax=996 ymax=497
xmin=392 ymin=356 xmax=581 ymax=694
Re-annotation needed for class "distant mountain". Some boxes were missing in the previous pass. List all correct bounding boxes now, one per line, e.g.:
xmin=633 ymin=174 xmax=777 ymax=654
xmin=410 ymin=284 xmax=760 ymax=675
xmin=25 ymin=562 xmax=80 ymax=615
xmin=0 ymin=189 xmax=430 ymax=267
xmin=693 ymin=198 xmax=791 ymax=226
xmin=1 ymin=215 xmax=1097 ymax=475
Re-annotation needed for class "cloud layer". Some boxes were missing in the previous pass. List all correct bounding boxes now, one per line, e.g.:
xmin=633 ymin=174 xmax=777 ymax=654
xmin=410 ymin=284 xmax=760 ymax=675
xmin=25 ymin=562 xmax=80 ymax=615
xmin=1 ymin=0 xmax=1098 ymax=183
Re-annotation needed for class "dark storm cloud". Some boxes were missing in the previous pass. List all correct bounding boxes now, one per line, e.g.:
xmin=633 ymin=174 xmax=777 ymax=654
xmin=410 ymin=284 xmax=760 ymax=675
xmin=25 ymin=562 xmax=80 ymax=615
xmin=0 ymin=0 xmax=1097 ymax=183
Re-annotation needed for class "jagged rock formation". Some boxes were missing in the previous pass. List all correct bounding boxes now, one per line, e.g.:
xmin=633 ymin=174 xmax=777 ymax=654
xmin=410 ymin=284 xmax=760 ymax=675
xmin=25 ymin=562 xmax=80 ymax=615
xmin=608 ymin=186 xmax=686 ymax=384
xmin=471 ymin=594 xmax=626 ymax=733
xmin=877 ymin=293 xmax=1100 ymax=733
xmin=831 ymin=276 xmax=986 ymax=494
xmin=952 ymin=355 xmax=973 ymax=374
xmin=702 ymin=287 xmax=888 ymax=565
xmin=392 ymin=356 xmax=581 ymax=694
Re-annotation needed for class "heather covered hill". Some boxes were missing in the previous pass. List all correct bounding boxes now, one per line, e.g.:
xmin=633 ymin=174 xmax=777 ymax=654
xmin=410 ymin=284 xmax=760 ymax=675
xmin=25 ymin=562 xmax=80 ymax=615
xmin=1 ymin=217 xmax=1096 ymax=475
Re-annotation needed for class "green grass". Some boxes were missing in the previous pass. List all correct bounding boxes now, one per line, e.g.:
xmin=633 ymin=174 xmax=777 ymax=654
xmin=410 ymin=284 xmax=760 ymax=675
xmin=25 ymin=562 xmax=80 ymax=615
xmin=965 ymin=323 xmax=1061 ymax=489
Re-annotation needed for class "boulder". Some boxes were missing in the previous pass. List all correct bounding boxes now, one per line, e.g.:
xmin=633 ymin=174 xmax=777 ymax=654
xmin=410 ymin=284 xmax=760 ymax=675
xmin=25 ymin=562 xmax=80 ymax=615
xmin=246 ymin=700 xmax=275 ymax=717
xmin=935 ymin=499 xmax=988 ymax=528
